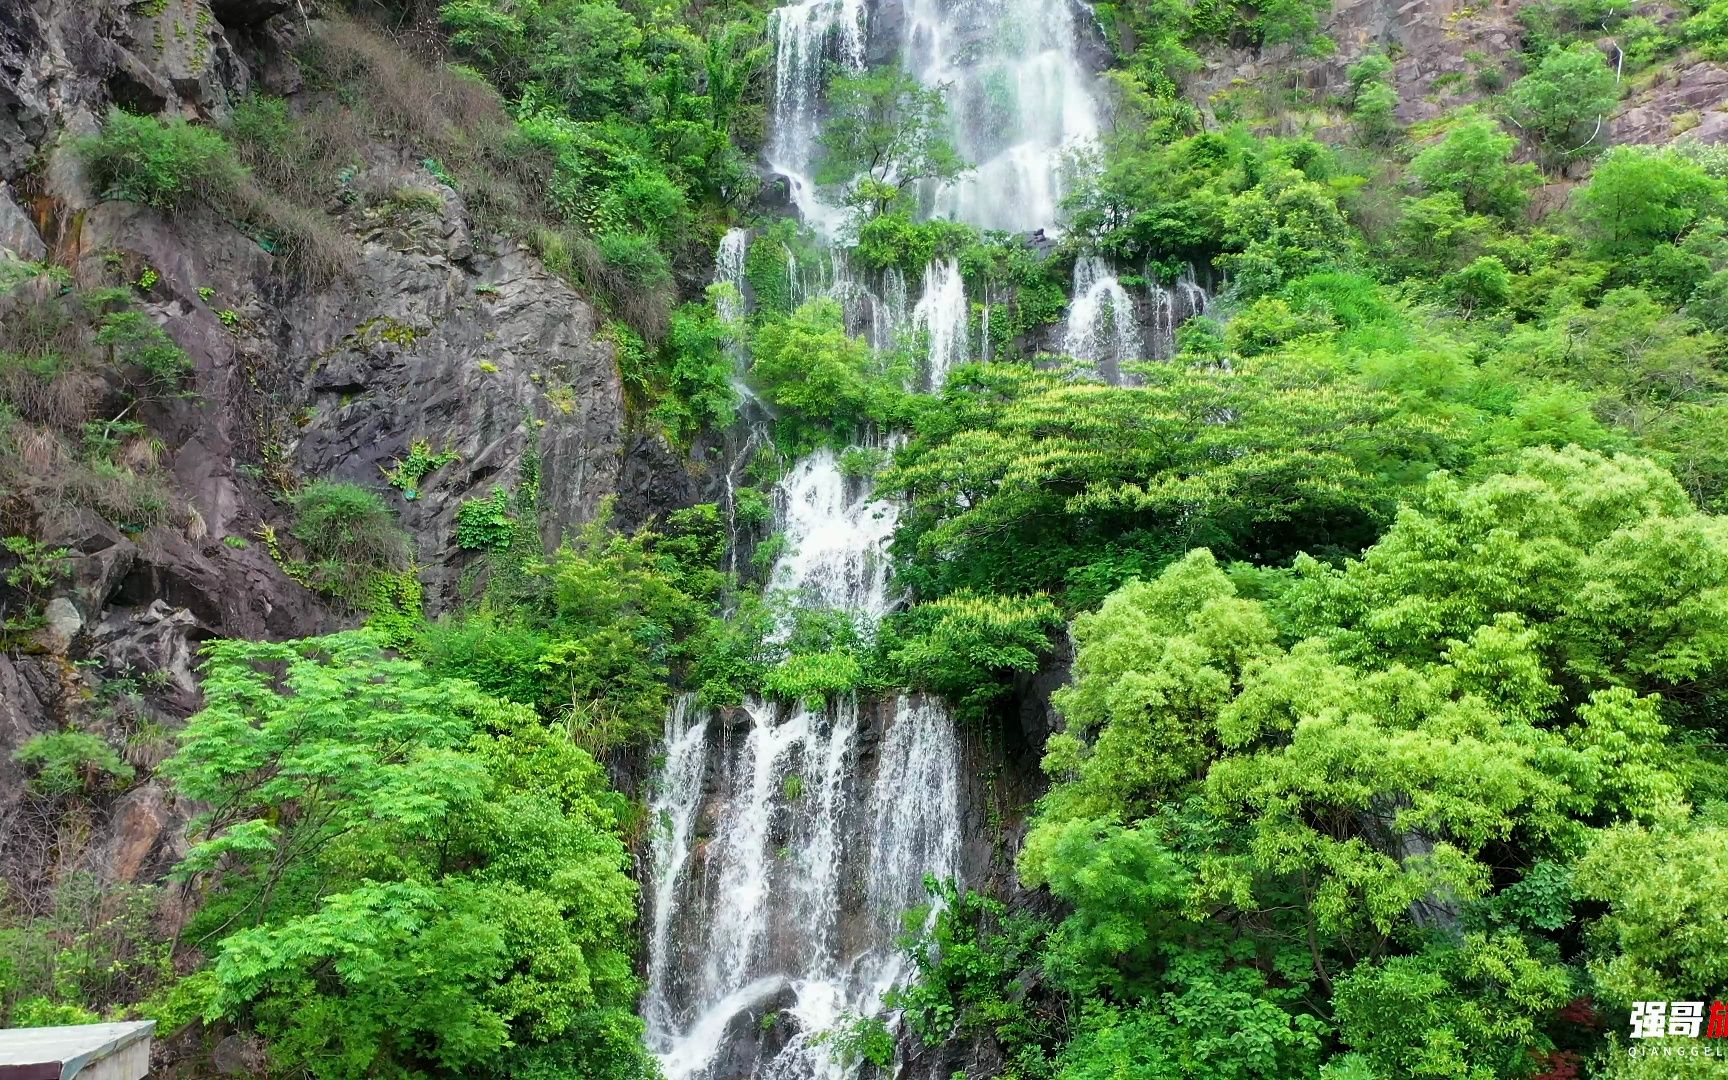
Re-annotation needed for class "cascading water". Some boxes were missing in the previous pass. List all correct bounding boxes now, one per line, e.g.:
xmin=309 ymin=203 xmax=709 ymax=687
xmin=901 ymin=0 xmax=1103 ymax=230
xmin=911 ymin=258 xmax=968 ymax=389
xmin=643 ymin=451 xmax=962 ymax=1080
xmin=1143 ymin=265 xmax=1209 ymax=361
xmin=644 ymin=0 xmax=1123 ymax=1070
xmin=768 ymin=0 xmax=868 ymax=233
xmin=715 ymin=227 xmax=755 ymax=396
xmin=1063 ymin=255 xmax=1143 ymax=379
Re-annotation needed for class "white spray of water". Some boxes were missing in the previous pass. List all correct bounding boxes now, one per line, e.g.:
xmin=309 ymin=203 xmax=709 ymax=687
xmin=901 ymin=0 xmax=1104 ymax=231
xmin=644 ymin=449 xmax=960 ymax=1080
xmin=768 ymin=0 xmax=869 ymax=235
xmin=912 ymin=258 xmax=969 ymax=389
xmin=1062 ymin=255 xmax=1143 ymax=378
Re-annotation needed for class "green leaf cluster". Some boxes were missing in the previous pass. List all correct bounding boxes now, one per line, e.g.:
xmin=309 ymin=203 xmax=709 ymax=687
xmin=159 ymin=634 xmax=654 ymax=1080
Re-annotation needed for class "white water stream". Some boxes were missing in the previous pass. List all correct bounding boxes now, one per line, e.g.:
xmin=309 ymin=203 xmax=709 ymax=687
xmin=644 ymin=0 xmax=1146 ymax=1073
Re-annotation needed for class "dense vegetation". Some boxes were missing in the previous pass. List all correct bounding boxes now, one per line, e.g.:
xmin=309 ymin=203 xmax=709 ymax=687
xmin=6 ymin=0 xmax=1728 ymax=1075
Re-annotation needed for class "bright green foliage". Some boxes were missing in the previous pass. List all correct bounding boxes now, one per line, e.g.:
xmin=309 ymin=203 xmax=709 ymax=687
xmin=1573 ymin=823 xmax=1728 ymax=1004
xmin=381 ymin=439 xmax=458 ymax=497
xmin=78 ymin=110 xmax=249 ymax=212
xmin=1504 ymin=44 xmax=1619 ymax=155
xmin=1440 ymin=255 xmax=1513 ymax=315
xmin=762 ymin=649 xmax=867 ymax=706
xmin=1575 ymin=146 xmax=1725 ymax=261
xmin=654 ymin=294 xmax=741 ymax=442
xmin=854 ymin=213 xmax=976 ymax=275
xmin=1407 ymin=118 xmax=1539 ymax=219
xmin=454 ymin=487 xmax=521 ymax=552
xmin=886 ymin=591 xmax=1063 ymax=718
xmin=1000 ymin=447 xmax=1728 ymax=1079
xmin=885 ymin=359 xmax=1436 ymax=605
xmin=289 ymin=481 xmax=411 ymax=604
xmin=1 ymin=535 xmax=71 ymax=631
xmin=817 ymin=66 xmax=966 ymax=217
xmin=1329 ymin=934 xmax=1574 ymax=1080
xmin=1065 ymin=130 xmax=1357 ymax=293
xmin=13 ymin=730 xmax=134 ymax=797
xmin=421 ymin=503 xmax=727 ymax=748
xmin=890 ymin=881 xmax=1056 ymax=1075
xmin=160 ymin=634 xmax=652 ymax=1079
xmin=750 ymin=299 xmax=913 ymax=442
xmin=1348 ymin=55 xmax=1398 ymax=147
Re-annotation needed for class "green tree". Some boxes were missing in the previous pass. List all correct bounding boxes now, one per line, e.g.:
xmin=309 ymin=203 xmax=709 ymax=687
xmin=160 ymin=634 xmax=652 ymax=1079
xmin=885 ymin=358 xmax=1439 ymax=604
xmin=1018 ymin=448 xmax=1727 ymax=1077
xmin=817 ymin=66 xmax=967 ymax=217
xmin=1575 ymin=145 xmax=1725 ymax=260
xmin=749 ymin=298 xmax=910 ymax=438
xmin=1407 ymin=117 xmax=1539 ymax=219
xmin=885 ymin=591 xmax=1063 ymax=718
xmin=1505 ymin=43 xmax=1619 ymax=155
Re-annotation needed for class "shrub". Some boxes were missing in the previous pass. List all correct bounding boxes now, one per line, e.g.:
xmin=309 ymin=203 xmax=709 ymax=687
xmin=886 ymin=591 xmax=1063 ymax=718
xmin=13 ymin=730 xmax=134 ymax=797
xmin=289 ymin=481 xmax=410 ymax=602
xmin=79 ymin=110 xmax=248 ymax=212
xmin=1505 ymin=43 xmax=1620 ymax=156
xmin=454 ymin=487 xmax=519 ymax=551
xmin=1407 ymin=117 xmax=1539 ymax=219
xmin=1 ymin=534 xmax=71 ymax=633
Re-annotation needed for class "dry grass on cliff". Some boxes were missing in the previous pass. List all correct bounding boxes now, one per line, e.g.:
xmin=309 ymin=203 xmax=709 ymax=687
xmin=289 ymin=14 xmax=544 ymax=231
xmin=0 ymin=272 xmax=180 ymax=530
xmin=283 ymin=14 xmax=678 ymax=337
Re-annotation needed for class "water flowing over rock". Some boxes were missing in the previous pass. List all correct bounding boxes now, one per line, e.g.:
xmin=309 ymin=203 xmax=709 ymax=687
xmin=769 ymin=0 xmax=870 ymax=233
xmin=643 ymin=0 xmax=1118 ymax=1068
xmin=1062 ymin=255 xmax=1143 ymax=380
xmin=912 ymin=257 xmax=968 ymax=389
xmin=642 ymin=461 xmax=957 ymax=1080
xmin=1144 ymin=266 xmax=1209 ymax=360
xmin=900 ymin=0 xmax=1103 ymax=231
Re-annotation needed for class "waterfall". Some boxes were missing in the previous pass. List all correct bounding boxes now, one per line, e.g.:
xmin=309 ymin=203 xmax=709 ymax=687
xmin=715 ymin=228 xmax=750 ymax=339
xmin=768 ymin=0 xmax=869 ymax=233
xmin=715 ymin=227 xmax=755 ymax=403
xmin=644 ymin=0 xmax=1115 ymax=1068
xmin=642 ymin=697 xmax=711 ymax=1037
xmin=911 ymin=258 xmax=968 ymax=389
xmin=643 ymin=451 xmax=962 ymax=1080
xmin=1062 ymin=255 xmax=1143 ymax=379
xmin=768 ymin=446 xmax=900 ymax=624
xmin=900 ymin=0 xmax=1103 ymax=231
xmin=1143 ymin=264 xmax=1210 ymax=361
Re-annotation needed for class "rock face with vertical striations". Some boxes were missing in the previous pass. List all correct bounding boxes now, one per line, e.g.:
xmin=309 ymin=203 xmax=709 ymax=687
xmin=0 ymin=0 xmax=646 ymax=925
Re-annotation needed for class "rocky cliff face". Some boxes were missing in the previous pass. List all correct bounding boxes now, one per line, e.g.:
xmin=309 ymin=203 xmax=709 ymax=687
xmin=1180 ymin=0 xmax=1728 ymax=157
xmin=0 ymin=0 xmax=662 ymax=925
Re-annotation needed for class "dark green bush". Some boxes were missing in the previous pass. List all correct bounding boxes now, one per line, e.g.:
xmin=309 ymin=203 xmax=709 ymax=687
xmin=79 ymin=110 xmax=249 ymax=212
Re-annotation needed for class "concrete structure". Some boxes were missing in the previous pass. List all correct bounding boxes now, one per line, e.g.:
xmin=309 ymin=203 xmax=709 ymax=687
xmin=0 ymin=1021 xmax=154 ymax=1080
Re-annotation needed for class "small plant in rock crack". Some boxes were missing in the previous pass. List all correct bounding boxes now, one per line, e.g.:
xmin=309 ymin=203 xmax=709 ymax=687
xmin=382 ymin=439 xmax=459 ymax=498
